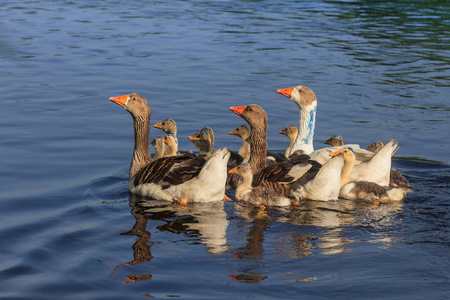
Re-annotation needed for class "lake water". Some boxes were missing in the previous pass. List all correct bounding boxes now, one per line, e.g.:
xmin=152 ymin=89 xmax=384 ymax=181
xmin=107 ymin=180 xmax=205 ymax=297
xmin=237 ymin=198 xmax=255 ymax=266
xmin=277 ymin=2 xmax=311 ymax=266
xmin=0 ymin=0 xmax=449 ymax=299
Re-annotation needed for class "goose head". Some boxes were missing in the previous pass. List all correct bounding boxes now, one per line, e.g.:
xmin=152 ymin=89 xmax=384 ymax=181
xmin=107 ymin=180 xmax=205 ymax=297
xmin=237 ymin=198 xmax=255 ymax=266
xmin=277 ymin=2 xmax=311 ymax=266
xmin=228 ymin=162 xmax=251 ymax=176
xmin=366 ymin=141 xmax=384 ymax=153
xmin=330 ymin=147 xmax=356 ymax=161
xmin=109 ymin=93 xmax=151 ymax=117
xmin=229 ymin=104 xmax=267 ymax=129
xmin=188 ymin=127 xmax=215 ymax=155
xmin=154 ymin=118 xmax=177 ymax=136
xmin=279 ymin=125 xmax=298 ymax=140
xmin=229 ymin=124 xmax=250 ymax=140
xmin=276 ymin=85 xmax=317 ymax=108
xmin=324 ymin=135 xmax=344 ymax=146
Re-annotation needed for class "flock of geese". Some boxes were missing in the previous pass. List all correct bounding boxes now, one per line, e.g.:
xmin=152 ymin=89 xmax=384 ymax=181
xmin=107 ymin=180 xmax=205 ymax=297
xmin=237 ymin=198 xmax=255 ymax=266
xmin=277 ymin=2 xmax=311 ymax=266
xmin=109 ymin=85 xmax=411 ymax=206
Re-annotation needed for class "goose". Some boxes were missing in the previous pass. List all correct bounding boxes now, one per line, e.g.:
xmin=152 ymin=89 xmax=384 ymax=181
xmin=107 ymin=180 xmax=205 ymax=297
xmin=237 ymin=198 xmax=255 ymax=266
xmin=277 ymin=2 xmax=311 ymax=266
xmin=366 ymin=141 xmax=411 ymax=187
xmin=324 ymin=135 xmax=344 ymax=147
xmin=348 ymin=139 xmax=398 ymax=186
xmin=163 ymin=134 xmax=178 ymax=157
xmin=229 ymin=125 xmax=251 ymax=162
xmin=109 ymin=93 xmax=230 ymax=203
xmin=276 ymin=85 xmax=317 ymax=155
xmin=229 ymin=124 xmax=283 ymax=165
xmin=229 ymin=104 xmax=321 ymax=194
xmin=151 ymin=136 xmax=165 ymax=160
xmin=279 ymin=125 xmax=298 ymax=158
xmin=276 ymin=85 xmax=368 ymax=165
xmin=154 ymin=118 xmax=177 ymax=156
xmin=229 ymin=163 xmax=292 ymax=207
xmin=289 ymin=151 xmax=346 ymax=201
xmin=154 ymin=118 xmax=177 ymax=139
xmin=330 ymin=148 xmax=411 ymax=202
xmin=366 ymin=141 xmax=384 ymax=153
xmin=188 ymin=127 xmax=215 ymax=158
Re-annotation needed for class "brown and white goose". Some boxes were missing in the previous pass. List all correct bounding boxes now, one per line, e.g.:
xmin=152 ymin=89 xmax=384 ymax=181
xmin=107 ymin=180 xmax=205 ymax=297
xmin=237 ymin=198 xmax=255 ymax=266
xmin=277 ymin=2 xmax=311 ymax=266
xmin=229 ymin=163 xmax=292 ymax=207
xmin=229 ymin=104 xmax=320 ymax=194
xmin=330 ymin=148 xmax=411 ymax=202
xmin=279 ymin=125 xmax=298 ymax=158
xmin=109 ymin=93 xmax=230 ymax=203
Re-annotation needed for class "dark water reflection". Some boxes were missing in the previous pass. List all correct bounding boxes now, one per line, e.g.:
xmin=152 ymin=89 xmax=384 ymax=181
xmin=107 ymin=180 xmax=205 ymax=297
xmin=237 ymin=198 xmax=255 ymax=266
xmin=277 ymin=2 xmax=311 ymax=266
xmin=1 ymin=0 xmax=449 ymax=299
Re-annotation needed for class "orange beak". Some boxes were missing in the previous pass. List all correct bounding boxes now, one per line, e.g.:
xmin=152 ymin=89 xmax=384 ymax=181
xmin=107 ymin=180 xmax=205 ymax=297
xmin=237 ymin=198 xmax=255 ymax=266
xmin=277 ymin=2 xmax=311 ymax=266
xmin=329 ymin=149 xmax=343 ymax=157
xmin=228 ymin=167 xmax=237 ymax=174
xmin=109 ymin=95 xmax=128 ymax=107
xmin=279 ymin=128 xmax=287 ymax=135
xmin=153 ymin=122 xmax=162 ymax=129
xmin=188 ymin=135 xmax=199 ymax=142
xmin=229 ymin=105 xmax=246 ymax=117
xmin=277 ymin=87 xmax=295 ymax=98
xmin=229 ymin=129 xmax=238 ymax=135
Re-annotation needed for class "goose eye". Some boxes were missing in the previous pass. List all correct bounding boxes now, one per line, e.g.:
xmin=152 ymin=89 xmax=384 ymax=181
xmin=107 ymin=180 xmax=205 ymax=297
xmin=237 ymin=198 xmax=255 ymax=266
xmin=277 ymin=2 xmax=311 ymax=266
xmin=298 ymin=89 xmax=302 ymax=93
xmin=133 ymin=97 xmax=136 ymax=101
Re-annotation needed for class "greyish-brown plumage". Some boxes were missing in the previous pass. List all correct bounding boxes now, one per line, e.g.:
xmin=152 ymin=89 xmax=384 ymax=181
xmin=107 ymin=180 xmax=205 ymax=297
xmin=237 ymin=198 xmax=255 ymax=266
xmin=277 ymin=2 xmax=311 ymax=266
xmin=229 ymin=104 xmax=268 ymax=174
xmin=229 ymin=163 xmax=292 ymax=207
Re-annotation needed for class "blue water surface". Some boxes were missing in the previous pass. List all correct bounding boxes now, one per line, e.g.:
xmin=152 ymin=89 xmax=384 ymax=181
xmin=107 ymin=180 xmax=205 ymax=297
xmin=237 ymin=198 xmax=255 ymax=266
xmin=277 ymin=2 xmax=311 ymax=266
xmin=0 ymin=1 xmax=449 ymax=299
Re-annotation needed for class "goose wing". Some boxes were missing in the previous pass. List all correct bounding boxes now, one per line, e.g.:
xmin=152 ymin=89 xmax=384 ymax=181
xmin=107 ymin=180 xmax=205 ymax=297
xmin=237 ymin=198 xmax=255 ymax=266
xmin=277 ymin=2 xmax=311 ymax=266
xmin=134 ymin=155 xmax=206 ymax=187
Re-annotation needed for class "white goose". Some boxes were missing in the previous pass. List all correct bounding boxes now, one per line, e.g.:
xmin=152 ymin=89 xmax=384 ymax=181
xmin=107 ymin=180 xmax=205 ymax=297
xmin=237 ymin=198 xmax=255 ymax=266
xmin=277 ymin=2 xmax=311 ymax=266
xmin=289 ymin=152 xmax=345 ymax=201
xmin=276 ymin=85 xmax=318 ymax=155
xmin=349 ymin=139 xmax=398 ymax=186
xmin=276 ymin=85 xmax=372 ymax=165
xmin=109 ymin=93 xmax=230 ymax=203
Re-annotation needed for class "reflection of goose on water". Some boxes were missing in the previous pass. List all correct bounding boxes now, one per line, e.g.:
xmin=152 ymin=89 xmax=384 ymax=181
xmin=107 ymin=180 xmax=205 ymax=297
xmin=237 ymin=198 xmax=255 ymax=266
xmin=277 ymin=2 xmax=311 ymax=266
xmin=132 ymin=199 xmax=229 ymax=255
xmin=109 ymin=93 xmax=230 ymax=203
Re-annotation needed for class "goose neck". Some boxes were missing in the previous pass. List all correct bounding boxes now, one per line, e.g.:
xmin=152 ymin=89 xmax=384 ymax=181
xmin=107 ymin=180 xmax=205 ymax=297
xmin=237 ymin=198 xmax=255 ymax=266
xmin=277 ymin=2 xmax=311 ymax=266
xmin=248 ymin=123 xmax=267 ymax=174
xmin=291 ymin=103 xmax=316 ymax=155
xmin=340 ymin=155 xmax=355 ymax=187
xmin=130 ymin=115 xmax=151 ymax=179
